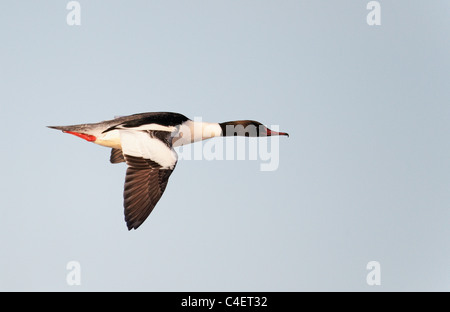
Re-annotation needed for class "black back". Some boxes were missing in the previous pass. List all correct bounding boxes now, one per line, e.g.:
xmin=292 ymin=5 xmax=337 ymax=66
xmin=104 ymin=112 xmax=190 ymax=133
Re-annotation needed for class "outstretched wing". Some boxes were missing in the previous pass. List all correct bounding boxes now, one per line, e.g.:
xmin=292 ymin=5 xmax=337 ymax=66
xmin=119 ymin=129 xmax=178 ymax=230
xmin=110 ymin=148 xmax=125 ymax=164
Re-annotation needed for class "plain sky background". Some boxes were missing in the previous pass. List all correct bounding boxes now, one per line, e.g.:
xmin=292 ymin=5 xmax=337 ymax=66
xmin=1 ymin=1 xmax=449 ymax=291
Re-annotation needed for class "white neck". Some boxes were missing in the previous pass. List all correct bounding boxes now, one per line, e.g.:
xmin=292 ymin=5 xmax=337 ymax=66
xmin=172 ymin=120 xmax=222 ymax=147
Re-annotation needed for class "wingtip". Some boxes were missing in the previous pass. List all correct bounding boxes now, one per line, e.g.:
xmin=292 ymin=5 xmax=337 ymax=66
xmin=126 ymin=220 xmax=142 ymax=231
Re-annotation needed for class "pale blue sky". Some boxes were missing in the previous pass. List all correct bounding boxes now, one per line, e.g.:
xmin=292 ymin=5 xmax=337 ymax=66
xmin=1 ymin=1 xmax=449 ymax=291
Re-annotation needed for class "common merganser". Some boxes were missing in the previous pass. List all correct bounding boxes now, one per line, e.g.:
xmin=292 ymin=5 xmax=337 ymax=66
xmin=48 ymin=112 xmax=289 ymax=230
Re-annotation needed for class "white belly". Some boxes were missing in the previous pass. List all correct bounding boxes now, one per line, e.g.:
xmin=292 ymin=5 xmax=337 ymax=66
xmin=94 ymin=130 xmax=122 ymax=149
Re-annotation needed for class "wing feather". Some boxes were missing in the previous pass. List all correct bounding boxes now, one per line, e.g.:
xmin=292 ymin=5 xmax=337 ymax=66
xmin=119 ymin=129 xmax=177 ymax=230
xmin=110 ymin=148 xmax=125 ymax=164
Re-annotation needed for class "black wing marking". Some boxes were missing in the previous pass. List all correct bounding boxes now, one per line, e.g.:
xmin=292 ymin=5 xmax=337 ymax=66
xmin=103 ymin=112 xmax=189 ymax=133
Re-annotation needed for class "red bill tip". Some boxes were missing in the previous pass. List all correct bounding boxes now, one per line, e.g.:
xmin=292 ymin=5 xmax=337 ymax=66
xmin=63 ymin=131 xmax=97 ymax=142
xmin=266 ymin=128 xmax=289 ymax=137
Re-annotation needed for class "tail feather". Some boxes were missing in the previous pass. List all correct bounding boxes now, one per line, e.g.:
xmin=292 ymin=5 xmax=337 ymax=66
xmin=47 ymin=124 xmax=92 ymax=132
xmin=47 ymin=123 xmax=108 ymax=137
xmin=47 ymin=125 xmax=69 ymax=131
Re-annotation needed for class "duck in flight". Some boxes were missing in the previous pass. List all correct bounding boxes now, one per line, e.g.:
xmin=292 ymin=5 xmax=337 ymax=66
xmin=48 ymin=112 xmax=289 ymax=230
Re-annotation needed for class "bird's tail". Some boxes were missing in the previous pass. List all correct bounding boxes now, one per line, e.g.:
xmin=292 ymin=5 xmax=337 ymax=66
xmin=47 ymin=123 xmax=108 ymax=142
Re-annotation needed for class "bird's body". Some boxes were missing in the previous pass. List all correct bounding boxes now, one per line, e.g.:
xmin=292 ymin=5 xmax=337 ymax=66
xmin=49 ymin=112 xmax=288 ymax=230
